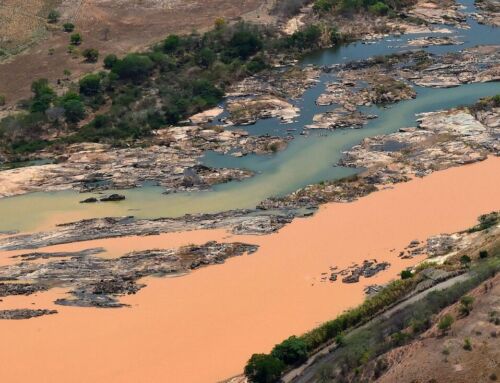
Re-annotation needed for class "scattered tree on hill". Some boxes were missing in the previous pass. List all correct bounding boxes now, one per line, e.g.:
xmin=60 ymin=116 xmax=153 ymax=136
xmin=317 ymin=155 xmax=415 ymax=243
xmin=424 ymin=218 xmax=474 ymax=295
xmin=103 ymin=54 xmax=118 ymax=69
xmin=438 ymin=314 xmax=454 ymax=336
xmin=60 ymin=93 xmax=86 ymax=123
xmin=479 ymin=250 xmax=489 ymax=259
xmin=459 ymin=295 xmax=475 ymax=316
xmin=460 ymin=255 xmax=472 ymax=266
xmin=70 ymin=33 xmax=82 ymax=45
xmin=83 ymin=48 xmax=99 ymax=63
xmin=63 ymin=22 xmax=75 ymax=32
xmin=47 ymin=10 xmax=60 ymax=24
xmin=30 ymin=79 xmax=56 ymax=113
xmin=0 ymin=94 xmax=5 ymax=106
xmin=163 ymin=35 xmax=181 ymax=53
xmin=463 ymin=337 xmax=472 ymax=351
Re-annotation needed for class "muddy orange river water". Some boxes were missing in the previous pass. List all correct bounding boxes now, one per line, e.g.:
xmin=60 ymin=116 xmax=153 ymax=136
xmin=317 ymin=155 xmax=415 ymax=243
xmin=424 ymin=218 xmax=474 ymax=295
xmin=0 ymin=157 xmax=499 ymax=383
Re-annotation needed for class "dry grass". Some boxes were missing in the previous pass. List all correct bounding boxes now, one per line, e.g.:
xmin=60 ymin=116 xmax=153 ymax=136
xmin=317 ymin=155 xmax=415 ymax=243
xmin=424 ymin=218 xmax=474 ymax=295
xmin=0 ymin=0 xmax=271 ymax=105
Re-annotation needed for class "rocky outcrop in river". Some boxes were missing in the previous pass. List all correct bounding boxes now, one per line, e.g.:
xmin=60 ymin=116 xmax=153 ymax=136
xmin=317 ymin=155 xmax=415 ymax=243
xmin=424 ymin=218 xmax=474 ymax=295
xmin=0 ymin=241 xmax=258 ymax=310
xmin=0 ymin=123 xmax=292 ymax=198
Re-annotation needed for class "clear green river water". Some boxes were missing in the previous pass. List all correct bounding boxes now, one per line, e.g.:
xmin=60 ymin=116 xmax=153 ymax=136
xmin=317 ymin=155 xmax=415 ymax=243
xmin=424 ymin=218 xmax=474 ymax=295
xmin=0 ymin=0 xmax=498 ymax=233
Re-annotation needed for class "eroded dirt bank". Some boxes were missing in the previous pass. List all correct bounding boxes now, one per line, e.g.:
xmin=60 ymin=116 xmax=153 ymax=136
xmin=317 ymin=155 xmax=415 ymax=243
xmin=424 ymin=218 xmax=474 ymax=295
xmin=0 ymin=157 xmax=499 ymax=383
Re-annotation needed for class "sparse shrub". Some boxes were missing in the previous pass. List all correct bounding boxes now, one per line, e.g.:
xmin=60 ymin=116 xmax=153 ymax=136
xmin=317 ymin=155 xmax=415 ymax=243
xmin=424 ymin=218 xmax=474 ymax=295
xmin=438 ymin=314 xmax=454 ymax=335
xmin=479 ymin=250 xmax=489 ymax=259
xmin=491 ymin=373 xmax=498 ymax=381
xmin=460 ymin=255 xmax=472 ymax=266
xmin=83 ymin=48 xmax=99 ymax=63
xmin=63 ymin=22 xmax=75 ymax=32
xmin=47 ymin=10 xmax=60 ymax=24
xmin=374 ymin=358 xmax=388 ymax=379
xmin=369 ymin=2 xmax=390 ymax=15
xmin=0 ymin=94 xmax=5 ymax=106
xmin=401 ymin=270 xmax=413 ymax=279
xmin=442 ymin=347 xmax=450 ymax=355
xmin=70 ymin=33 xmax=82 ymax=45
xmin=463 ymin=337 xmax=472 ymax=351
xmin=313 ymin=0 xmax=337 ymax=13
xmin=459 ymin=295 xmax=475 ymax=316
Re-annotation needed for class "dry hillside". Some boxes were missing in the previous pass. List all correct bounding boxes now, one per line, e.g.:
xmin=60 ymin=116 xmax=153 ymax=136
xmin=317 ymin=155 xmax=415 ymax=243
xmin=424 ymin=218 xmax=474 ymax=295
xmin=0 ymin=0 xmax=272 ymax=104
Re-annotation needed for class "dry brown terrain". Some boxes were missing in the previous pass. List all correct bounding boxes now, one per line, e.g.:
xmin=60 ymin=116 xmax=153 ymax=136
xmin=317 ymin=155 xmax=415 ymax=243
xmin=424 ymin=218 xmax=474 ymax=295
xmin=0 ymin=0 xmax=272 ymax=105
xmin=378 ymin=273 xmax=500 ymax=383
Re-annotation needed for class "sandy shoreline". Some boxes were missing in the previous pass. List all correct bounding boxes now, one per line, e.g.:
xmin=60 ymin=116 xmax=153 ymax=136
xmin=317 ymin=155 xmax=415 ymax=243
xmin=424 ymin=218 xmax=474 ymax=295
xmin=0 ymin=157 xmax=499 ymax=383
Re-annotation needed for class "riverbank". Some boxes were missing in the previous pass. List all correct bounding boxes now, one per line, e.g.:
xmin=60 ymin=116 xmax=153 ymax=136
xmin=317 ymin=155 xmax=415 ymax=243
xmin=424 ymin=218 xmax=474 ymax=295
xmin=0 ymin=156 xmax=499 ymax=382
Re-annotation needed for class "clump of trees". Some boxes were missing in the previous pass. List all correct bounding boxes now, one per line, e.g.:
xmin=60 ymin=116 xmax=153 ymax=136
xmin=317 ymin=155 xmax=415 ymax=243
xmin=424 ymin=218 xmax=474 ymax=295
xmin=313 ymin=0 xmax=413 ymax=15
xmin=244 ymin=278 xmax=416 ymax=382
xmin=0 ymin=18 xmax=347 ymax=154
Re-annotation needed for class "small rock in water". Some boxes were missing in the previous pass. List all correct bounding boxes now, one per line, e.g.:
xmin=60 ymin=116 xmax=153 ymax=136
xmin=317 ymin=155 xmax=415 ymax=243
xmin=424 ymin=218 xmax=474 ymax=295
xmin=100 ymin=194 xmax=126 ymax=202
xmin=0 ymin=309 xmax=57 ymax=320
xmin=80 ymin=197 xmax=98 ymax=204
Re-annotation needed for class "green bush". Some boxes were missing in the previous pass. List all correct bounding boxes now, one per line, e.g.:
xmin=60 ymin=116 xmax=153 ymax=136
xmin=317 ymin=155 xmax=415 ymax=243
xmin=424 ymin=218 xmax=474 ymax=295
xmin=112 ymin=54 xmax=154 ymax=81
xmin=47 ymin=10 xmax=60 ymax=24
xmin=30 ymin=79 xmax=56 ymax=113
xmin=228 ymin=28 xmax=263 ymax=59
xmin=60 ymin=93 xmax=86 ymax=123
xmin=438 ymin=314 xmax=454 ymax=335
xmin=79 ymin=74 xmax=101 ymax=96
xmin=480 ymin=250 xmax=489 ymax=259
xmin=83 ymin=48 xmax=99 ymax=63
xmin=313 ymin=0 xmax=338 ymax=12
xmin=70 ymin=33 xmax=82 ymax=45
xmin=163 ymin=35 xmax=181 ymax=53
xmin=103 ymin=54 xmax=118 ymax=69
xmin=62 ymin=23 xmax=75 ymax=32
xmin=288 ymin=24 xmax=322 ymax=50
xmin=463 ymin=337 xmax=472 ymax=351
xmin=401 ymin=270 xmax=413 ymax=279
xmin=460 ymin=255 xmax=472 ymax=266
xmin=0 ymin=94 xmax=5 ymax=106
xmin=244 ymin=354 xmax=285 ymax=383
xmin=271 ymin=336 xmax=308 ymax=366
xmin=369 ymin=2 xmax=390 ymax=15
xmin=459 ymin=295 xmax=475 ymax=316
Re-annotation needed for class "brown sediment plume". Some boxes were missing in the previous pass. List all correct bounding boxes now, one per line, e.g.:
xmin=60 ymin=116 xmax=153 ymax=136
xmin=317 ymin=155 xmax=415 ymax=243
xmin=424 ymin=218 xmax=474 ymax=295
xmin=0 ymin=157 xmax=499 ymax=383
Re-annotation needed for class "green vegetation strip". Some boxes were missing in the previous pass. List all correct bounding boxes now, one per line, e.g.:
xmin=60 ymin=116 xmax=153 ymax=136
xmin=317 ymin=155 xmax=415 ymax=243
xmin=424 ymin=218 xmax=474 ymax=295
xmin=245 ymin=254 xmax=500 ymax=382
xmin=0 ymin=19 xmax=341 ymax=159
